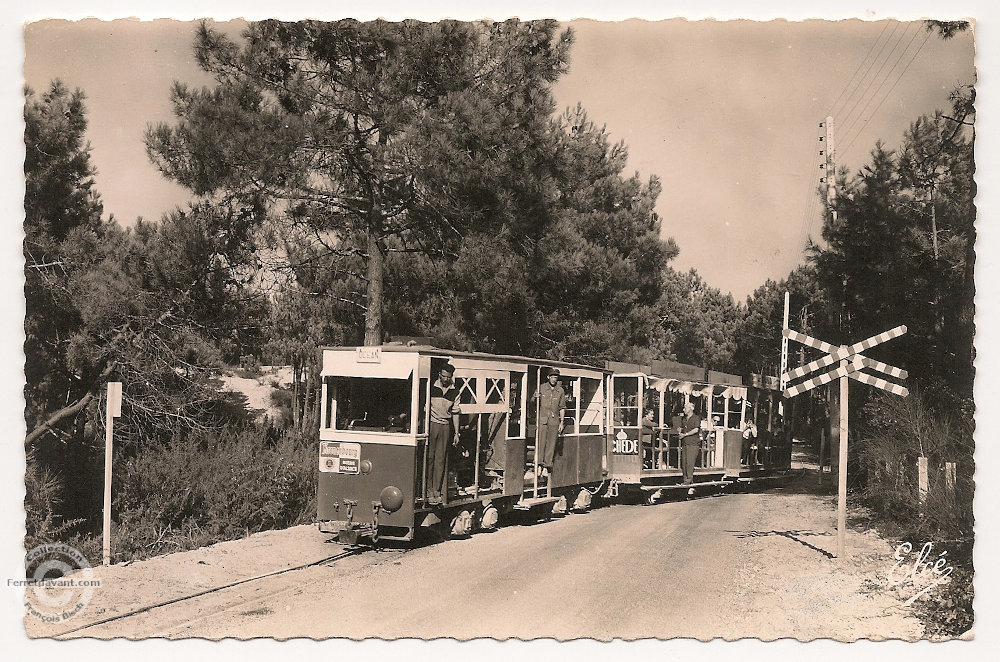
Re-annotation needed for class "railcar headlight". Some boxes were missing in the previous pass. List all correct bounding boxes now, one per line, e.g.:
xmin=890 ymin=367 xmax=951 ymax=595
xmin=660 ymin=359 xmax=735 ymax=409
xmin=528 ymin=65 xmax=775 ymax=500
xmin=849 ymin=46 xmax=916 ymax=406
xmin=379 ymin=486 xmax=404 ymax=513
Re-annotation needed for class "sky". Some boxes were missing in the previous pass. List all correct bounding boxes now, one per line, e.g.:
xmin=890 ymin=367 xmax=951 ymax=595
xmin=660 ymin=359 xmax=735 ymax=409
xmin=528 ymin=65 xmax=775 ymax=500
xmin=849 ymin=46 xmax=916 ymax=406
xmin=3 ymin=2 xmax=1000 ymax=659
xmin=17 ymin=10 xmax=975 ymax=301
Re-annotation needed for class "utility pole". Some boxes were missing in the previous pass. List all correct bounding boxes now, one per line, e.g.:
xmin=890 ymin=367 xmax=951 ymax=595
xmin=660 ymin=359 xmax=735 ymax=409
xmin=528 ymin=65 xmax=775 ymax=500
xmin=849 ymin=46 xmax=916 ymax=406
xmin=825 ymin=115 xmax=837 ymax=224
xmin=822 ymin=116 xmax=841 ymax=475
xmin=779 ymin=291 xmax=790 ymax=417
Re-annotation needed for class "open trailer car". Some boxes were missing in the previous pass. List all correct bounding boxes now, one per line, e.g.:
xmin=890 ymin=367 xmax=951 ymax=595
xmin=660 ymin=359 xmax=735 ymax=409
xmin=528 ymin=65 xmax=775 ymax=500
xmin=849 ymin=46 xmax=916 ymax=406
xmin=606 ymin=359 xmax=791 ymax=503
xmin=316 ymin=342 xmax=611 ymax=544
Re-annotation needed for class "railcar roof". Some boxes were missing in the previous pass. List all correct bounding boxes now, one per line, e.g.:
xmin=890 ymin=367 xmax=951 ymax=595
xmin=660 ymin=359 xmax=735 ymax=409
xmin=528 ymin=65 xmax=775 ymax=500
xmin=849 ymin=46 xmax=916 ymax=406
xmin=318 ymin=344 xmax=611 ymax=374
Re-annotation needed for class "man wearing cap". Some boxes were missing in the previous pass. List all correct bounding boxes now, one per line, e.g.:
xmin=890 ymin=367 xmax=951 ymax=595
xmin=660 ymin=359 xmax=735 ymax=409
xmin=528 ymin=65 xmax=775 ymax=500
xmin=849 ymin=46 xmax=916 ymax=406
xmin=533 ymin=368 xmax=566 ymax=478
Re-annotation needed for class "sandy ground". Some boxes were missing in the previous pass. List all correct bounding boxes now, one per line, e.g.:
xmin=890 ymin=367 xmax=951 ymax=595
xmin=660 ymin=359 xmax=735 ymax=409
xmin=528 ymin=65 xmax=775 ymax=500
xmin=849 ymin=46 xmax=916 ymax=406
xmin=25 ymin=460 xmax=930 ymax=641
xmin=217 ymin=365 xmax=293 ymax=417
xmin=23 ymin=523 xmax=346 ymax=638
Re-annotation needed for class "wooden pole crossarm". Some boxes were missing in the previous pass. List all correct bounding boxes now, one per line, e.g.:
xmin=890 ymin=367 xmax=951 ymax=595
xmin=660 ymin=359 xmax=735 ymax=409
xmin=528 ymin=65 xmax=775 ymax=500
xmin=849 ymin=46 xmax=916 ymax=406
xmin=784 ymin=325 xmax=908 ymax=381
xmin=783 ymin=362 xmax=855 ymax=398
xmin=782 ymin=328 xmax=838 ymax=353
xmin=785 ymin=347 xmax=848 ymax=381
xmin=848 ymin=371 xmax=910 ymax=397
xmin=858 ymin=356 xmax=907 ymax=379
xmin=847 ymin=325 xmax=907 ymax=355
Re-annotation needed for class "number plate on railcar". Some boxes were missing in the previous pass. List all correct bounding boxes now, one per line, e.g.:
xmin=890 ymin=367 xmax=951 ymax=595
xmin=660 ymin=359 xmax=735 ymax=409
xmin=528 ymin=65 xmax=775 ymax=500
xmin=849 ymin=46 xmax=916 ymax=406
xmin=319 ymin=442 xmax=361 ymax=474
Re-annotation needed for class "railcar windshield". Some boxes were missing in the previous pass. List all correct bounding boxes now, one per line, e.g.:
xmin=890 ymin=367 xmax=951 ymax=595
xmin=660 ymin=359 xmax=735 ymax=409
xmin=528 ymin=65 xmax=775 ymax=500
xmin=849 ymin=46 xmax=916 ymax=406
xmin=324 ymin=375 xmax=413 ymax=434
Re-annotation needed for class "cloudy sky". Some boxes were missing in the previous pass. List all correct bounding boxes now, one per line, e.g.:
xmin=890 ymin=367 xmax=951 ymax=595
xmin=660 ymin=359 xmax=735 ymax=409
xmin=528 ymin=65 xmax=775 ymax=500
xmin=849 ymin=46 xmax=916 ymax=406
xmin=17 ymin=6 xmax=976 ymax=301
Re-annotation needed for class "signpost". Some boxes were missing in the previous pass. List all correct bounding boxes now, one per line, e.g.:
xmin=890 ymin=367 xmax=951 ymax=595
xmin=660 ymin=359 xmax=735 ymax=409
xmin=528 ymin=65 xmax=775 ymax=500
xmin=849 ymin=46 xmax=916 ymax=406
xmin=103 ymin=382 xmax=122 ymax=566
xmin=780 ymin=324 xmax=908 ymax=559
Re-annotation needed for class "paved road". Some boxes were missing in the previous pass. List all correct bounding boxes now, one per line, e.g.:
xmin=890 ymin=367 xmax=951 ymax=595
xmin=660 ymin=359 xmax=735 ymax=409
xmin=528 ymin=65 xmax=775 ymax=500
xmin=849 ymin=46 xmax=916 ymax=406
xmin=61 ymin=478 xmax=923 ymax=641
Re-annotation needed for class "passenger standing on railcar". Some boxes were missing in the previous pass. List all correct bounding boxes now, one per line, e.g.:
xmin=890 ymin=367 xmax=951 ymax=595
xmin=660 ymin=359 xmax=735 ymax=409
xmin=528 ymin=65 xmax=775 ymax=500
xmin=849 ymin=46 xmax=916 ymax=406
xmin=427 ymin=363 xmax=461 ymax=505
xmin=678 ymin=401 xmax=702 ymax=484
xmin=640 ymin=408 xmax=656 ymax=469
xmin=742 ymin=418 xmax=759 ymax=465
xmin=533 ymin=368 xmax=566 ymax=478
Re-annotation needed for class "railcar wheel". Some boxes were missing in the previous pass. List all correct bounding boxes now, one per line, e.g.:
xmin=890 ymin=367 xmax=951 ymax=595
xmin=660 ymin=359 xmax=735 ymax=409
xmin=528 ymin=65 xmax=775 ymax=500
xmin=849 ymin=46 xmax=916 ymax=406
xmin=479 ymin=505 xmax=500 ymax=531
xmin=450 ymin=510 xmax=474 ymax=537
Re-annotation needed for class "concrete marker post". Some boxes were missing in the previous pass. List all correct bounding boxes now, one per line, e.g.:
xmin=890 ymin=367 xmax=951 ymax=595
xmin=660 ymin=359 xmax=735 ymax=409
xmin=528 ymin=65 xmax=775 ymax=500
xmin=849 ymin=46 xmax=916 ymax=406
xmin=103 ymin=381 xmax=122 ymax=566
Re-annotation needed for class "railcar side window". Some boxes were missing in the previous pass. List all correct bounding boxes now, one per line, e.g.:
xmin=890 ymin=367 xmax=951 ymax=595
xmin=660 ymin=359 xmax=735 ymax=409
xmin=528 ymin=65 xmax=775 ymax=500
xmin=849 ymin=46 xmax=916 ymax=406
xmin=326 ymin=375 xmax=413 ymax=434
xmin=579 ymin=377 xmax=604 ymax=434
xmin=561 ymin=377 xmax=579 ymax=435
xmin=613 ymin=376 xmax=639 ymax=426
xmin=526 ymin=367 xmax=539 ymax=427
xmin=712 ymin=394 xmax=727 ymax=427
xmin=508 ymin=372 xmax=524 ymax=437
xmin=728 ymin=396 xmax=743 ymax=429
xmin=418 ymin=378 xmax=428 ymax=435
xmin=455 ymin=377 xmax=478 ymax=407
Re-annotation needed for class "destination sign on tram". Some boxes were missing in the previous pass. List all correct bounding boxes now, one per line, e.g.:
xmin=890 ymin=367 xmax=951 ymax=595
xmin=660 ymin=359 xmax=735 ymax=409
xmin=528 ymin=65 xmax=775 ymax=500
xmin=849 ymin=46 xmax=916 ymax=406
xmin=319 ymin=441 xmax=361 ymax=474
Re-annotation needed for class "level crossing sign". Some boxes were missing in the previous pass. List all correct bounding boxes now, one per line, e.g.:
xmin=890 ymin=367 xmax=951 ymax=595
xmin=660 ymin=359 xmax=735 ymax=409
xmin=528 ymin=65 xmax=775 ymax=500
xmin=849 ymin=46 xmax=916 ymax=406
xmin=780 ymin=323 xmax=908 ymax=559
xmin=782 ymin=326 xmax=909 ymax=398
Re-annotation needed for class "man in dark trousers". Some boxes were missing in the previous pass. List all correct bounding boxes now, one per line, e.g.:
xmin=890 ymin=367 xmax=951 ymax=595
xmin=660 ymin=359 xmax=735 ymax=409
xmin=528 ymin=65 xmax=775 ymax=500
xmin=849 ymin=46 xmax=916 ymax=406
xmin=677 ymin=401 xmax=702 ymax=484
xmin=640 ymin=408 xmax=657 ymax=469
xmin=533 ymin=368 xmax=566 ymax=478
xmin=427 ymin=363 xmax=461 ymax=505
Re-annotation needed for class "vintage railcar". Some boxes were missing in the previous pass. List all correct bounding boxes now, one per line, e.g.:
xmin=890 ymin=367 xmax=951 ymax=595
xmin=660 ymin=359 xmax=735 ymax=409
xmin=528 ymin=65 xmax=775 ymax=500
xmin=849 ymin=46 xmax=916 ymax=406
xmin=606 ymin=359 xmax=791 ymax=502
xmin=316 ymin=342 xmax=611 ymax=544
xmin=316 ymin=341 xmax=792 ymax=544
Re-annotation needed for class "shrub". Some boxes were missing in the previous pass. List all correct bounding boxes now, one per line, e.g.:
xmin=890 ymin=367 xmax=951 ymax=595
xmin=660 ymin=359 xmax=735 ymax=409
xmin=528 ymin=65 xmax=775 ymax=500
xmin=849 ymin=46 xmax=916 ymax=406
xmin=237 ymin=354 xmax=262 ymax=377
xmin=912 ymin=539 xmax=975 ymax=639
xmin=111 ymin=426 xmax=317 ymax=562
xmin=24 ymin=450 xmax=86 ymax=552
xmin=857 ymin=386 xmax=974 ymax=638
xmin=858 ymin=386 xmax=974 ymax=539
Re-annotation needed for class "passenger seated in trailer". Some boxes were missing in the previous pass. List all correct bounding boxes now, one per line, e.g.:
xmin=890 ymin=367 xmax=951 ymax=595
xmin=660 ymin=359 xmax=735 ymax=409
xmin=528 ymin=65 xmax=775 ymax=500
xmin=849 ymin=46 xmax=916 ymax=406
xmin=669 ymin=413 xmax=684 ymax=469
xmin=386 ymin=412 xmax=409 ymax=433
xmin=480 ymin=410 xmax=507 ymax=491
xmin=742 ymin=419 xmax=759 ymax=465
xmin=640 ymin=408 xmax=656 ymax=469
xmin=454 ymin=413 xmax=478 ymax=493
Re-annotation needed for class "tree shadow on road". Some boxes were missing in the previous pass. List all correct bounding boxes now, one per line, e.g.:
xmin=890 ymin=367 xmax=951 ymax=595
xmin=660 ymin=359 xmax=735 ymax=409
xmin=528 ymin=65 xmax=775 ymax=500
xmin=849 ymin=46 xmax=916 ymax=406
xmin=728 ymin=528 xmax=836 ymax=559
xmin=759 ymin=467 xmax=838 ymax=496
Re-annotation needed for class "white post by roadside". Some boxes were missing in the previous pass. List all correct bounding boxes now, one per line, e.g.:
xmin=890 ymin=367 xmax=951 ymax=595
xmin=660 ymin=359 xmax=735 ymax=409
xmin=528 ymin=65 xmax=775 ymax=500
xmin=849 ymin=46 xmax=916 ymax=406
xmin=837 ymin=364 xmax=848 ymax=559
xmin=103 ymin=381 xmax=123 ymax=566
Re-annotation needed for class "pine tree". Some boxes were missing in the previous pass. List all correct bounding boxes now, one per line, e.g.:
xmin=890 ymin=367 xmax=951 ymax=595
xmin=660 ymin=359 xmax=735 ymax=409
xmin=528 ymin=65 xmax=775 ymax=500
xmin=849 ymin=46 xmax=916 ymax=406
xmin=146 ymin=19 xmax=572 ymax=346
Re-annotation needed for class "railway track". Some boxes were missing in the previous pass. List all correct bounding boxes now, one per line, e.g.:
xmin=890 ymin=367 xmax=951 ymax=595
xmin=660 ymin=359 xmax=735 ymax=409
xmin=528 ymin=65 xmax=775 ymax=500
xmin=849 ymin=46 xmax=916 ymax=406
xmin=40 ymin=475 xmax=791 ymax=638
xmin=48 ymin=544 xmax=409 ymax=639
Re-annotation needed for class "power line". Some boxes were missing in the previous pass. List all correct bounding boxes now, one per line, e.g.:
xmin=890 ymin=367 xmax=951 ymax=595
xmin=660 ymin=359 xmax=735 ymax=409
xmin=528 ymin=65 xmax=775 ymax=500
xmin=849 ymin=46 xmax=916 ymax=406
xmin=826 ymin=21 xmax=891 ymax=119
xmin=839 ymin=22 xmax=925 ymax=148
xmin=797 ymin=122 xmax=827 ymax=254
xmin=837 ymin=22 xmax=916 ymax=137
xmin=832 ymin=21 xmax=901 ymax=126
xmin=840 ymin=29 xmax=933 ymax=158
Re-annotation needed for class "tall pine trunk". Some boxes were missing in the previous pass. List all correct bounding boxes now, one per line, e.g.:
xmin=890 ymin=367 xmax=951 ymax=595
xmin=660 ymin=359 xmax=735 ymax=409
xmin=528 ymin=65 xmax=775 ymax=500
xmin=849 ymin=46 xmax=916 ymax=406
xmin=364 ymin=227 xmax=385 ymax=347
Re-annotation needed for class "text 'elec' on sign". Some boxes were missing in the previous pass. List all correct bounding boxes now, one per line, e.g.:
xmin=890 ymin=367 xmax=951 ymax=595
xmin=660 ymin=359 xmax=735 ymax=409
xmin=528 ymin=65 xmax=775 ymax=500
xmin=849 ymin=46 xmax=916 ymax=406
xmin=356 ymin=347 xmax=382 ymax=363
